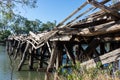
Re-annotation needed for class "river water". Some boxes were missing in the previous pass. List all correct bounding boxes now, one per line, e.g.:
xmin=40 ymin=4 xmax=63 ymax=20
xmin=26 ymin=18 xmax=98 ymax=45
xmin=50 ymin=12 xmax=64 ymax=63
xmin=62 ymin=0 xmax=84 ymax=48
xmin=0 ymin=45 xmax=45 ymax=80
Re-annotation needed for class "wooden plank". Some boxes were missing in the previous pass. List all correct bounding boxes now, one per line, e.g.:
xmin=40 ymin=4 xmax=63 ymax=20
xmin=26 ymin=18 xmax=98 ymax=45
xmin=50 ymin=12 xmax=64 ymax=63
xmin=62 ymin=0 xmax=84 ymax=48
xmin=78 ymin=21 xmax=120 ymax=36
xmin=88 ymin=2 xmax=120 ymax=19
xmin=81 ymin=48 xmax=120 ymax=68
xmin=54 ymin=43 xmax=63 ymax=80
xmin=45 ymin=42 xmax=58 ymax=80
xmin=71 ymin=2 xmax=120 ymax=28
xmin=17 ymin=42 xmax=29 ymax=71
xmin=57 ymin=1 xmax=88 ymax=27
xmin=60 ymin=21 xmax=119 ymax=36
xmin=14 ymin=41 xmax=21 ymax=59
xmin=87 ymin=0 xmax=120 ymax=19
xmin=102 ymin=36 xmax=120 ymax=42
xmin=71 ymin=19 xmax=112 ymax=28
xmin=39 ymin=45 xmax=47 ymax=68
xmin=64 ymin=44 xmax=76 ymax=64
xmin=29 ymin=48 xmax=34 ymax=70
xmin=50 ymin=35 xmax=72 ymax=41
xmin=29 ymin=31 xmax=40 ymax=41
xmin=46 ymin=42 xmax=52 ymax=54
xmin=83 ymin=38 xmax=100 ymax=57
xmin=67 ymin=0 xmax=110 ymax=27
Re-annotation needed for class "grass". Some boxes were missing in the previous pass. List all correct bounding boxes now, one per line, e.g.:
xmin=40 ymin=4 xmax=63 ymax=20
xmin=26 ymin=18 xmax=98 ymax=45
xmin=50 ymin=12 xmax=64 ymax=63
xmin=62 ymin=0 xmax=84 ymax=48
xmin=58 ymin=62 xmax=120 ymax=80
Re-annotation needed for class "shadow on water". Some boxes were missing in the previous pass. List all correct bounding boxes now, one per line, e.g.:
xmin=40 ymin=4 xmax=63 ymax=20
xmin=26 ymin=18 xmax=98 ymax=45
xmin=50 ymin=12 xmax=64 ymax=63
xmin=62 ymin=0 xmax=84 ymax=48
xmin=0 ymin=45 xmax=45 ymax=80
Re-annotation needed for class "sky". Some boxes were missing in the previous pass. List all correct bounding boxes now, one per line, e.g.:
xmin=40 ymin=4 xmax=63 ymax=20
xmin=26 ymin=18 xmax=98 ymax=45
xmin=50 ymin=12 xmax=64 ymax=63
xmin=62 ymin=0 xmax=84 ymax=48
xmin=14 ymin=0 xmax=113 ymax=24
xmin=15 ymin=0 xmax=88 ymax=24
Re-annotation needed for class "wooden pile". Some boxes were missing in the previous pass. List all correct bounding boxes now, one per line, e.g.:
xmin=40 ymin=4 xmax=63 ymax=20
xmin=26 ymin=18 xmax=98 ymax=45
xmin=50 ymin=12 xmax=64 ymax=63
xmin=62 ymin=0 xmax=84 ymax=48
xmin=7 ymin=0 xmax=120 ymax=80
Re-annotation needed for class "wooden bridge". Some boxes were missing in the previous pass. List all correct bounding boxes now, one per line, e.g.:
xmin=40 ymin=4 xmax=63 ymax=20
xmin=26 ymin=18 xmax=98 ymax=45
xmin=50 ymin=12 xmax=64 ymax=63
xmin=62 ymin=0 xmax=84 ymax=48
xmin=6 ymin=0 xmax=120 ymax=80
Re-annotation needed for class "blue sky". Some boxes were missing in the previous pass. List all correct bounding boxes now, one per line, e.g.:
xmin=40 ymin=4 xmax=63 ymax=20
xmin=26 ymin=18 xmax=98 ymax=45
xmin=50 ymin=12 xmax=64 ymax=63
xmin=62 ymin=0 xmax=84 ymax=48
xmin=15 ymin=0 xmax=113 ymax=24
xmin=15 ymin=0 xmax=87 ymax=23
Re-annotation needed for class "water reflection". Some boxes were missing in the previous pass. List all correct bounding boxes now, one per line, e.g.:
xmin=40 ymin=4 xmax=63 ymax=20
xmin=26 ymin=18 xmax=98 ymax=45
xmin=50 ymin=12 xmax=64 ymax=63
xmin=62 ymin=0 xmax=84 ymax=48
xmin=0 ymin=45 xmax=45 ymax=80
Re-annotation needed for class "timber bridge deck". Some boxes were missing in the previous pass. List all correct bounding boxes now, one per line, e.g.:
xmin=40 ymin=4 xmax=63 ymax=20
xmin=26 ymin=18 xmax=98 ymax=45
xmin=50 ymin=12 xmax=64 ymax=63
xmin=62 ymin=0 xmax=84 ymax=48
xmin=6 ymin=0 xmax=120 ymax=80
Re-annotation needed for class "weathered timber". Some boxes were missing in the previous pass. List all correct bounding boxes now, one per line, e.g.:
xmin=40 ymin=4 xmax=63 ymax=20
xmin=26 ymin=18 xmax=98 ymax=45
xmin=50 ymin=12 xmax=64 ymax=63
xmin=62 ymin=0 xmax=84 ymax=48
xmin=17 ymin=42 xmax=29 ymax=71
xmin=57 ymin=1 xmax=88 ymax=27
xmin=54 ymin=43 xmax=63 ymax=80
xmin=50 ymin=35 xmax=72 ymax=41
xmin=46 ymin=42 xmax=52 ymax=54
xmin=39 ymin=45 xmax=47 ymax=68
xmin=45 ymin=42 xmax=58 ymax=80
xmin=102 ymin=36 xmax=120 ymax=42
xmin=14 ymin=40 xmax=21 ymax=59
xmin=71 ymin=19 xmax=112 ymax=28
xmin=29 ymin=47 xmax=34 ymax=70
xmin=29 ymin=31 xmax=40 ymax=41
xmin=81 ymin=48 xmax=120 ymax=68
xmin=87 ymin=0 xmax=120 ymax=19
xmin=67 ymin=0 xmax=110 ymax=27
xmin=7 ymin=41 xmax=11 ymax=55
xmin=88 ymin=2 xmax=120 ymax=19
xmin=83 ymin=38 xmax=100 ymax=58
xmin=10 ymin=40 xmax=16 ymax=56
xmin=76 ymin=44 xmax=85 ymax=60
xmin=71 ymin=2 xmax=120 ymax=28
xmin=78 ymin=21 xmax=120 ymax=36
xmin=64 ymin=45 xmax=76 ymax=64
xmin=28 ymin=31 xmax=58 ymax=49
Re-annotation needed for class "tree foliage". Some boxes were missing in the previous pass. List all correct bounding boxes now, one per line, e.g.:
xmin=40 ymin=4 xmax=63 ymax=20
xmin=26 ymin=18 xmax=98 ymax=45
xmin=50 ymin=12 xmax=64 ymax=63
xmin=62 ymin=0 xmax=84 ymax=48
xmin=0 ymin=0 xmax=37 ymax=21
xmin=10 ymin=14 xmax=42 ymax=34
xmin=0 ymin=0 xmax=57 ymax=41
xmin=0 ymin=30 xmax=11 ymax=41
xmin=0 ymin=0 xmax=37 ymax=41
xmin=39 ymin=21 xmax=56 ymax=31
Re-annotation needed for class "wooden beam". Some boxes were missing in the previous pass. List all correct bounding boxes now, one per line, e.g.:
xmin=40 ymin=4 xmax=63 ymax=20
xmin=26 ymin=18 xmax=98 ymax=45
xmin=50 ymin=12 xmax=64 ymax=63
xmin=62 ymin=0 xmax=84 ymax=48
xmin=54 ymin=43 xmax=63 ymax=80
xmin=64 ymin=45 xmax=76 ymax=64
xmin=88 ymin=2 xmax=120 ymax=19
xmin=29 ymin=31 xmax=40 ymax=41
xmin=71 ymin=19 xmax=112 ymax=28
xmin=14 ymin=41 xmax=21 ymax=59
xmin=87 ymin=0 xmax=120 ymax=19
xmin=68 ymin=0 xmax=110 ymax=27
xmin=45 ymin=42 xmax=58 ymax=80
xmin=82 ymin=38 xmax=100 ymax=58
xmin=29 ymin=47 xmax=34 ymax=70
xmin=78 ymin=21 xmax=120 ymax=36
xmin=46 ymin=42 xmax=52 ymax=54
xmin=102 ymin=36 xmax=120 ymax=42
xmin=17 ymin=42 xmax=29 ymax=71
xmin=81 ymin=48 xmax=120 ymax=68
xmin=50 ymin=35 xmax=72 ymax=41
xmin=57 ymin=1 xmax=88 ymax=27
xmin=71 ymin=2 xmax=120 ymax=28
xmin=39 ymin=45 xmax=47 ymax=68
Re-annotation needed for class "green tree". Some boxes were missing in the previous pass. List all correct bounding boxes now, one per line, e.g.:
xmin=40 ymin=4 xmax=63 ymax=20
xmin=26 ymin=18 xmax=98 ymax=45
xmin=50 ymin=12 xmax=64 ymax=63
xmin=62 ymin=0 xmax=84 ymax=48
xmin=0 ymin=30 xmax=11 ymax=41
xmin=10 ymin=15 xmax=26 ymax=34
xmin=40 ymin=21 xmax=56 ymax=31
xmin=10 ymin=15 xmax=42 ymax=34
xmin=23 ymin=19 xmax=42 ymax=34
xmin=0 ymin=0 xmax=38 ymax=40
xmin=0 ymin=0 xmax=37 ymax=19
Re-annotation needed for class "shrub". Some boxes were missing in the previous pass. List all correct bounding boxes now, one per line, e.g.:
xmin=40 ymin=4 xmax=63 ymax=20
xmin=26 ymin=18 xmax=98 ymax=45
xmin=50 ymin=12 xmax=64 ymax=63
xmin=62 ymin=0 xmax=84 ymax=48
xmin=58 ymin=62 xmax=120 ymax=80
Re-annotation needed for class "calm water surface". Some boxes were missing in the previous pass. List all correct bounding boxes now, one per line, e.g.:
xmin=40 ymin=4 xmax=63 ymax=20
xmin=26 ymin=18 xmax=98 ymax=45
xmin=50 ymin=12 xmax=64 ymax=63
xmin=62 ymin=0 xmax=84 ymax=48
xmin=0 ymin=45 xmax=45 ymax=80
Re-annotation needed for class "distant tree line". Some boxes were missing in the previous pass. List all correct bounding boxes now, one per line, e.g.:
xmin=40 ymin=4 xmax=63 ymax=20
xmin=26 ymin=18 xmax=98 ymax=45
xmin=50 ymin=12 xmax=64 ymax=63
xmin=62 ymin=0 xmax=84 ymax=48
xmin=0 ymin=14 xmax=56 ymax=41
xmin=0 ymin=0 xmax=56 ymax=42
